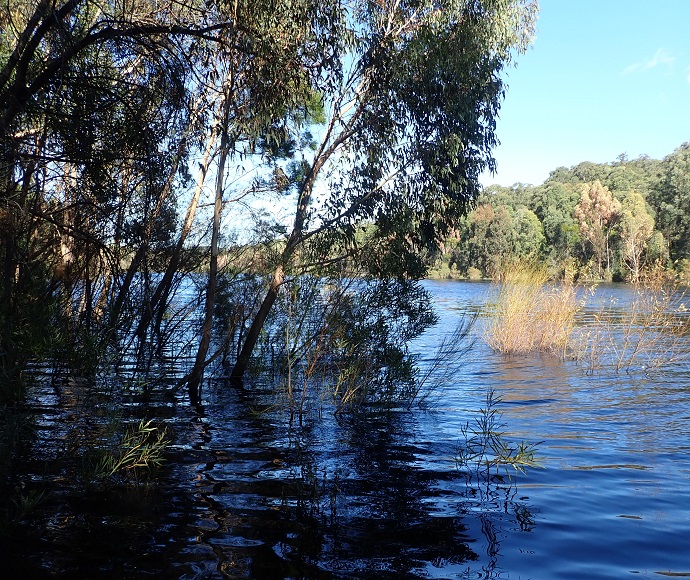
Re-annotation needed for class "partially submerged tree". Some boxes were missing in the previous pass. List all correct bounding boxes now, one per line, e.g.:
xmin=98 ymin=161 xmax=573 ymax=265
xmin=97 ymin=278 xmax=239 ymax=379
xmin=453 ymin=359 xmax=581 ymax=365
xmin=0 ymin=0 xmax=537 ymax=403
xmin=230 ymin=0 xmax=538 ymax=381
xmin=0 ymin=0 xmax=214 ymax=382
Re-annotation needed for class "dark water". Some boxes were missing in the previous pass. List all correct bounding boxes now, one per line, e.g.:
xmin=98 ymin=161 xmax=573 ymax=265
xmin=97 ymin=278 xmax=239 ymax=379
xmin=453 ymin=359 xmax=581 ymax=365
xmin=7 ymin=281 xmax=690 ymax=578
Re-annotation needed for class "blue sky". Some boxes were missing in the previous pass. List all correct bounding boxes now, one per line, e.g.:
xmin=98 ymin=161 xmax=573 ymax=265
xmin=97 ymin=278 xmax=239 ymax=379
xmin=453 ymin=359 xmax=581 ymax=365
xmin=481 ymin=0 xmax=690 ymax=187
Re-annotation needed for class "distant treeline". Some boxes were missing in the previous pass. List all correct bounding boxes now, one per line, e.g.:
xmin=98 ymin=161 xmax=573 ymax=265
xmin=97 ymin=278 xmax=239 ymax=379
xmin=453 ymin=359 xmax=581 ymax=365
xmin=427 ymin=142 xmax=690 ymax=282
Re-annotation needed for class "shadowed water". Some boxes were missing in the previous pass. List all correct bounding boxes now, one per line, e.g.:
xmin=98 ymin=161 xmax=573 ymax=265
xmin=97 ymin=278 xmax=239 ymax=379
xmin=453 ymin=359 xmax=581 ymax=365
xmin=6 ymin=281 xmax=690 ymax=578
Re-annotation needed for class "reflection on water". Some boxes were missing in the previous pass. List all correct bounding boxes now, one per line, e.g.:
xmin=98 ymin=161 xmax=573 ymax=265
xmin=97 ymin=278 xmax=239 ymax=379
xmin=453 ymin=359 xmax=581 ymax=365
xmin=172 ymin=386 xmax=533 ymax=579
xmin=5 ymin=280 xmax=690 ymax=578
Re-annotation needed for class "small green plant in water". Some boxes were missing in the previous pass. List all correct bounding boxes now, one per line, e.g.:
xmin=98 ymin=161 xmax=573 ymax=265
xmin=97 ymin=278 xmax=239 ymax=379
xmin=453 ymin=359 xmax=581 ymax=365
xmin=94 ymin=419 xmax=169 ymax=482
xmin=11 ymin=489 xmax=49 ymax=520
xmin=455 ymin=389 xmax=541 ymax=483
xmin=0 ymin=488 xmax=50 ymax=537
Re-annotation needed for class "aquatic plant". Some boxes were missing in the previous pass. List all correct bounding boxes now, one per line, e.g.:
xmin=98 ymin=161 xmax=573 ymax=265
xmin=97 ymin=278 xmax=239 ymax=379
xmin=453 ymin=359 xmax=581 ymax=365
xmin=0 ymin=488 xmax=50 ymax=538
xmin=455 ymin=389 xmax=541 ymax=483
xmin=577 ymin=267 xmax=690 ymax=374
xmin=411 ymin=314 xmax=477 ymax=409
xmin=92 ymin=419 xmax=169 ymax=484
xmin=485 ymin=261 xmax=583 ymax=357
xmin=484 ymin=261 xmax=690 ymax=373
xmin=262 ymin=276 xmax=438 ymax=414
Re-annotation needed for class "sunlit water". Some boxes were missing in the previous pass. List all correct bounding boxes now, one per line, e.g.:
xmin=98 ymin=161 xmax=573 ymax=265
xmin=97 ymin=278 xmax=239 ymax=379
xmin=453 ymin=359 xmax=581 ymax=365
xmin=9 ymin=281 xmax=690 ymax=578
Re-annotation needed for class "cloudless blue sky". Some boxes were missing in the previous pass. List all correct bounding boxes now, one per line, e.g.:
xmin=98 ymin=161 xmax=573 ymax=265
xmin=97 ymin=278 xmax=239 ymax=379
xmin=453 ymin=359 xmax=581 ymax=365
xmin=481 ymin=0 xmax=690 ymax=187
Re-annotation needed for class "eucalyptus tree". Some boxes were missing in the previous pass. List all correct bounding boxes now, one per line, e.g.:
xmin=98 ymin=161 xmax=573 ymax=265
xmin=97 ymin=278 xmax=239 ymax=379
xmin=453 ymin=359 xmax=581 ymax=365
xmin=649 ymin=143 xmax=690 ymax=262
xmin=0 ymin=0 xmax=538 ymax=401
xmin=230 ymin=0 xmax=538 ymax=381
xmin=0 ymin=0 xmax=232 ymax=385
xmin=512 ymin=206 xmax=544 ymax=260
xmin=574 ymin=180 xmax=621 ymax=278
xmin=464 ymin=203 xmax=515 ymax=278
xmin=617 ymin=190 xmax=655 ymax=282
xmin=180 ymin=0 xmax=348 ymax=400
xmin=531 ymin=181 xmax=581 ymax=265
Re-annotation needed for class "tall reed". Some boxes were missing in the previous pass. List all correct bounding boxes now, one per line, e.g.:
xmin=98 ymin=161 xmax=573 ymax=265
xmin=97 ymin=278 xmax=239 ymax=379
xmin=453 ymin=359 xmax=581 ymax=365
xmin=485 ymin=262 xmax=582 ymax=357
xmin=577 ymin=267 xmax=690 ymax=373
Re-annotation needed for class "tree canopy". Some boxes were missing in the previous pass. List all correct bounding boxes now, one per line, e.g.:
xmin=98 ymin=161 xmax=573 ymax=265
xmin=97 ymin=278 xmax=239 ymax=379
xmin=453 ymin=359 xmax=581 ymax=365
xmin=429 ymin=144 xmax=690 ymax=283
xmin=1 ymin=0 xmax=538 ymax=401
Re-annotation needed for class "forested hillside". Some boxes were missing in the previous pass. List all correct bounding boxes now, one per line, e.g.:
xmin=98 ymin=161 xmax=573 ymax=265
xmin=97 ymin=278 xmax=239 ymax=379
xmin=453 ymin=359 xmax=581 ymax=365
xmin=428 ymin=143 xmax=690 ymax=282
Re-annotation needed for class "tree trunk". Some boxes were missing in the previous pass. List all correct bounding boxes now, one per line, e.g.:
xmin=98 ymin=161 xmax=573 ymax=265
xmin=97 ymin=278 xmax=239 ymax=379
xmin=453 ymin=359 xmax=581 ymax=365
xmin=187 ymin=103 xmax=230 ymax=403
xmin=227 ymin=85 xmax=364 ymax=383
xmin=228 ymin=178 xmax=313 ymax=382
xmin=230 ymin=263 xmax=285 ymax=382
xmin=135 ymin=130 xmax=216 ymax=344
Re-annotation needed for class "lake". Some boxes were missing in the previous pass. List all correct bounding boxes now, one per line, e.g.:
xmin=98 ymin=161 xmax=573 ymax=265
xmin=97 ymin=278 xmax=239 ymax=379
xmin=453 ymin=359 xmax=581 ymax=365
xmin=8 ymin=280 xmax=690 ymax=578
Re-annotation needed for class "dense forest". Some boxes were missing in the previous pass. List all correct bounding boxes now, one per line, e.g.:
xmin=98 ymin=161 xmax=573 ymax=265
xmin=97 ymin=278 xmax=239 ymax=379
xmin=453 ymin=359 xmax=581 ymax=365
xmin=428 ymin=143 xmax=690 ymax=283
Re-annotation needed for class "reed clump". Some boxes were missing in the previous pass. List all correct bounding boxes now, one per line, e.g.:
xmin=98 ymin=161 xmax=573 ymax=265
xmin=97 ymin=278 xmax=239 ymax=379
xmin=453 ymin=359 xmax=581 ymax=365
xmin=577 ymin=266 xmax=690 ymax=373
xmin=485 ymin=262 xmax=582 ymax=357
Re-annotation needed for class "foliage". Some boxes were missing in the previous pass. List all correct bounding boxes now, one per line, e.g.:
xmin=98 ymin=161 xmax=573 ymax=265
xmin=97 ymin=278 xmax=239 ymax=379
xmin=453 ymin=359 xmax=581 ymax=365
xmin=485 ymin=261 xmax=583 ymax=357
xmin=0 ymin=0 xmax=541 ymax=398
xmin=618 ymin=190 xmax=655 ymax=282
xmin=0 ymin=488 xmax=49 ymax=538
xmin=250 ymin=274 xmax=439 ymax=412
xmin=90 ymin=419 xmax=169 ymax=484
xmin=574 ymin=181 xmax=621 ymax=277
xmin=467 ymin=203 xmax=516 ymax=278
xmin=455 ymin=389 xmax=541 ymax=482
xmin=228 ymin=0 xmax=539 ymax=382
xmin=649 ymin=143 xmax=690 ymax=261
xmin=482 ymin=259 xmax=690 ymax=378
xmin=428 ymin=145 xmax=690 ymax=283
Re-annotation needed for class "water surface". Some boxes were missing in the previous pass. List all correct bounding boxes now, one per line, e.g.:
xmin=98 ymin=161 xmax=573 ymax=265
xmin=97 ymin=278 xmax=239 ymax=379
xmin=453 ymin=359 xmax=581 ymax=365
xmin=8 ymin=280 xmax=690 ymax=578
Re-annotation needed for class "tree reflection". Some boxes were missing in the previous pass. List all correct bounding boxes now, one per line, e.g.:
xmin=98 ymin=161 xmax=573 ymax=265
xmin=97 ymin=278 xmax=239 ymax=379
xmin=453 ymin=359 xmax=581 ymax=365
xmin=212 ymin=402 xmax=539 ymax=579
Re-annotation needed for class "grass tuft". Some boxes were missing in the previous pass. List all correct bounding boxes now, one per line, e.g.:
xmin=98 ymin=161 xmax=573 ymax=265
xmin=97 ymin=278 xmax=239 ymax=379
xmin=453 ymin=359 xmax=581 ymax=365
xmin=485 ymin=262 xmax=583 ymax=357
xmin=576 ymin=266 xmax=690 ymax=374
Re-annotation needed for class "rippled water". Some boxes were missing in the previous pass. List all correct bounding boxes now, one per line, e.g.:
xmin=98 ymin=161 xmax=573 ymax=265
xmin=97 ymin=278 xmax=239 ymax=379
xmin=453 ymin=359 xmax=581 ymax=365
xmin=8 ymin=281 xmax=690 ymax=578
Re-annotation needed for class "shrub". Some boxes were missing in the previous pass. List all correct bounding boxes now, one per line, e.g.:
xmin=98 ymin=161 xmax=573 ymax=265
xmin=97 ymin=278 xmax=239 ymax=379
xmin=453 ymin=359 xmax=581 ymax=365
xmin=467 ymin=266 xmax=483 ymax=281
xmin=485 ymin=262 xmax=582 ymax=357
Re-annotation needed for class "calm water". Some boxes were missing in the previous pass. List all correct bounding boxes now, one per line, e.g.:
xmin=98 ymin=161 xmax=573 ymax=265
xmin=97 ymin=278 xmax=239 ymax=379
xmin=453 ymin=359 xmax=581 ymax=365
xmin=8 ymin=281 xmax=690 ymax=578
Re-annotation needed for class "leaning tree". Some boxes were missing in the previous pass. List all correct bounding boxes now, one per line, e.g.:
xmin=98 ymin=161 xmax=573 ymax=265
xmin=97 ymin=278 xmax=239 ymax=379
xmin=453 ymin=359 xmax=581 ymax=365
xmin=228 ymin=0 xmax=538 ymax=383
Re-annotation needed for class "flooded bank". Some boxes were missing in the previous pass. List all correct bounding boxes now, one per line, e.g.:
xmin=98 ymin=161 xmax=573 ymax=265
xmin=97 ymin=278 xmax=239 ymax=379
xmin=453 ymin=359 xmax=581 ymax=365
xmin=6 ymin=281 xmax=690 ymax=578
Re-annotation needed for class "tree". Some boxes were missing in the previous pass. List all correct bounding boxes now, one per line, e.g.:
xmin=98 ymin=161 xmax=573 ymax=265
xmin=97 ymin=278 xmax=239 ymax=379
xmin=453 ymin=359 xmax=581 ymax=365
xmin=0 ymin=0 xmax=345 ymax=395
xmin=0 ymin=0 xmax=211 ymax=381
xmin=513 ymin=206 xmax=544 ymax=260
xmin=649 ymin=143 xmax=690 ymax=261
xmin=0 ymin=0 xmax=538 ymax=401
xmin=464 ymin=203 xmax=514 ymax=278
xmin=606 ymin=154 xmax=661 ymax=196
xmin=531 ymin=181 xmax=581 ymax=266
xmin=229 ymin=0 xmax=538 ymax=381
xmin=574 ymin=181 xmax=621 ymax=278
xmin=617 ymin=190 xmax=655 ymax=282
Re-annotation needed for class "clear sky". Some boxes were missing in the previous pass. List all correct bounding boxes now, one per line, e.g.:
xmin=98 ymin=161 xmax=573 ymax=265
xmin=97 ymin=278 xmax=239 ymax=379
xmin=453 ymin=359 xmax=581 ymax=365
xmin=480 ymin=0 xmax=690 ymax=187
